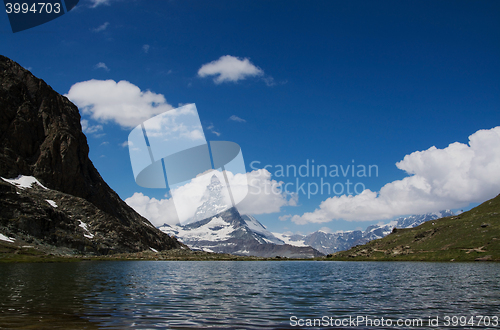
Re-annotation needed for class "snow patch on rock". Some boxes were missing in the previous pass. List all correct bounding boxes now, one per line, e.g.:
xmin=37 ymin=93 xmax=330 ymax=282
xmin=1 ymin=175 xmax=48 ymax=190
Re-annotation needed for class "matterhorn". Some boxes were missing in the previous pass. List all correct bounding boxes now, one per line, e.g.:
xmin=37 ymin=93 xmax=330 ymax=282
xmin=159 ymin=174 xmax=323 ymax=258
xmin=190 ymin=175 xmax=230 ymax=223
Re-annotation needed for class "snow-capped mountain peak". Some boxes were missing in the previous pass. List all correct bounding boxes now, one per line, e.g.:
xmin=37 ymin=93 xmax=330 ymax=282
xmin=159 ymin=208 xmax=322 ymax=258
xmin=190 ymin=174 xmax=230 ymax=224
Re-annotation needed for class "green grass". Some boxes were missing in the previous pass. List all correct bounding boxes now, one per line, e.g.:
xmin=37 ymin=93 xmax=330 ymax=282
xmin=327 ymin=194 xmax=500 ymax=261
xmin=0 ymin=243 xmax=82 ymax=263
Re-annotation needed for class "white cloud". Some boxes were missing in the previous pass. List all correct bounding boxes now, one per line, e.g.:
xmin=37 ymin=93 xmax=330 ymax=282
xmin=92 ymin=22 xmax=109 ymax=32
xmin=198 ymin=55 xmax=264 ymax=84
xmin=291 ymin=127 xmax=500 ymax=225
xmin=229 ymin=115 xmax=246 ymax=123
xmin=139 ymin=104 xmax=205 ymax=145
xmin=206 ymin=124 xmax=221 ymax=136
xmin=125 ymin=169 xmax=296 ymax=227
xmin=288 ymin=193 xmax=299 ymax=206
xmin=94 ymin=62 xmax=109 ymax=71
xmin=142 ymin=44 xmax=150 ymax=53
xmin=126 ymin=192 xmax=179 ymax=227
xmin=80 ymin=119 xmax=103 ymax=134
xmin=279 ymin=214 xmax=291 ymax=221
xmin=66 ymin=79 xmax=174 ymax=128
xmin=263 ymin=76 xmax=275 ymax=87
xmin=239 ymin=169 xmax=297 ymax=215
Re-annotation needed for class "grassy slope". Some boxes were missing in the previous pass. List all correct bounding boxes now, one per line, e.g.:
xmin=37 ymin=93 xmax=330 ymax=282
xmin=329 ymin=194 xmax=500 ymax=261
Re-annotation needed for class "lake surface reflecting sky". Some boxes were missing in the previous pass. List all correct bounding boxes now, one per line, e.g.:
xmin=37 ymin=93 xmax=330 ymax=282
xmin=0 ymin=261 xmax=499 ymax=329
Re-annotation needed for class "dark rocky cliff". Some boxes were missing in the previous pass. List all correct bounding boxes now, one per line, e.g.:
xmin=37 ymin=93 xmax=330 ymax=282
xmin=0 ymin=55 xmax=183 ymax=254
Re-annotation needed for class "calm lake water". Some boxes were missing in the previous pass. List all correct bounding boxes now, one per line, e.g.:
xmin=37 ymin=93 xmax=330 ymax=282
xmin=0 ymin=261 xmax=499 ymax=329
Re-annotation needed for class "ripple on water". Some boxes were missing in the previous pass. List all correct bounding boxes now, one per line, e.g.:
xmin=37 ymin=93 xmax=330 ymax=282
xmin=0 ymin=261 xmax=499 ymax=329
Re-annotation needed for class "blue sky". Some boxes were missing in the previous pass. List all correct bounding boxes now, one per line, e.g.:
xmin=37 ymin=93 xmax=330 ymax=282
xmin=2 ymin=0 xmax=500 ymax=234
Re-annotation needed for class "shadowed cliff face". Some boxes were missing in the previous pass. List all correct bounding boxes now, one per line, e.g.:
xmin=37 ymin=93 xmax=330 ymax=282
xmin=1 ymin=55 xmax=114 ymax=219
xmin=0 ymin=55 xmax=183 ymax=254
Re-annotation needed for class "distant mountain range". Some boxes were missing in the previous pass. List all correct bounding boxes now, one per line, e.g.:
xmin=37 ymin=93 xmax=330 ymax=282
xmin=273 ymin=211 xmax=454 ymax=255
xmin=159 ymin=173 xmax=454 ymax=257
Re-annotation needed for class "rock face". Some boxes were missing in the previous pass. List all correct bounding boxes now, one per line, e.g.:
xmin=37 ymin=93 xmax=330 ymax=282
xmin=0 ymin=55 xmax=183 ymax=254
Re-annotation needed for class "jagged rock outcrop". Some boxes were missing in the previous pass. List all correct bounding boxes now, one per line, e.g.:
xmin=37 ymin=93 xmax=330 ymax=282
xmin=0 ymin=55 xmax=183 ymax=254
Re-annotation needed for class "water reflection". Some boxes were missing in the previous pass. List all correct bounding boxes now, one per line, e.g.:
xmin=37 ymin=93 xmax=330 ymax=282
xmin=0 ymin=261 xmax=498 ymax=329
xmin=0 ymin=262 xmax=99 ymax=329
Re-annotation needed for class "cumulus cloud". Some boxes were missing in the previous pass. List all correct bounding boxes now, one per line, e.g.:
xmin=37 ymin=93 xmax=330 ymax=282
xmin=198 ymin=55 xmax=264 ymax=84
xmin=126 ymin=192 xmax=179 ymax=227
xmin=288 ymin=193 xmax=299 ymax=206
xmin=94 ymin=62 xmax=109 ymax=71
xmin=291 ymin=127 xmax=500 ymax=225
xmin=92 ymin=22 xmax=109 ymax=32
xmin=279 ymin=214 xmax=292 ymax=222
xmin=239 ymin=169 xmax=297 ymax=215
xmin=66 ymin=79 xmax=174 ymax=128
xmin=80 ymin=119 xmax=103 ymax=134
xmin=125 ymin=169 xmax=296 ymax=227
xmin=229 ymin=115 xmax=246 ymax=123
xmin=139 ymin=104 xmax=205 ymax=144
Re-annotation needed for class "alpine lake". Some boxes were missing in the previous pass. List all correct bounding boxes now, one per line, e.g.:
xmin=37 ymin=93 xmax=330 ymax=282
xmin=0 ymin=261 xmax=499 ymax=329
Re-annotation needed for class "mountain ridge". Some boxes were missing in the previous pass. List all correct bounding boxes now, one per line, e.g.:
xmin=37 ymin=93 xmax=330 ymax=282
xmin=274 ymin=211 xmax=454 ymax=255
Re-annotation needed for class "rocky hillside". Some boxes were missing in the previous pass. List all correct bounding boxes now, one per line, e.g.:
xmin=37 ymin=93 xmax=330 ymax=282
xmin=0 ymin=55 xmax=183 ymax=254
xmin=329 ymin=194 xmax=500 ymax=261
